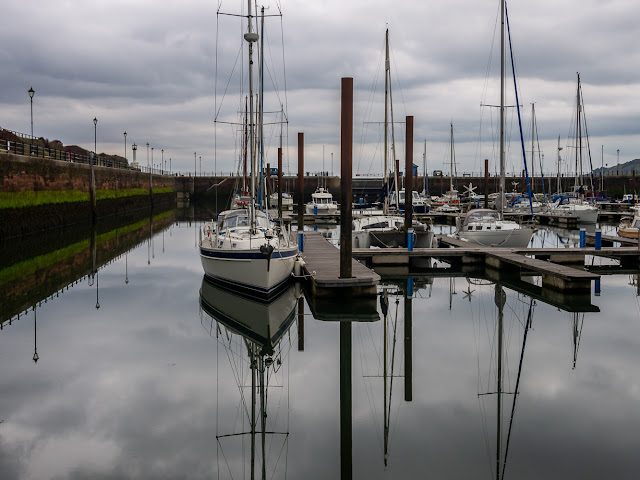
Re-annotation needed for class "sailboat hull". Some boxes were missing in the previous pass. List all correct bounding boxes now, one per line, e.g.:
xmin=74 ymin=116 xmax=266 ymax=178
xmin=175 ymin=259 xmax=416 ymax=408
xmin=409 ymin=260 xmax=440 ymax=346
xmin=200 ymin=246 xmax=298 ymax=299
xmin=458 ymin=227 xmax=533 ymax=248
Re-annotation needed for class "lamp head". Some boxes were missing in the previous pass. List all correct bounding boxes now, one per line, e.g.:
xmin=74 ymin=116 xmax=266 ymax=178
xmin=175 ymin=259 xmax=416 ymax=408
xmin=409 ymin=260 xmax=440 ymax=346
xmin=28 ymin=87 xmax=35 ymax=99
xmin=93 ymin=117 xmax=97 ymax=126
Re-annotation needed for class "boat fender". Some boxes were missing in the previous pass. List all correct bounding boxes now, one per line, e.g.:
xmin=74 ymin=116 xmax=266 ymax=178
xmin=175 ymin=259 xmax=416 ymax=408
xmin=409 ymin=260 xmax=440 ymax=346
xmin=260 ymin=244 xmax=274 ymax=271
xmin=294 ymin=256 xmax=306 ymax=277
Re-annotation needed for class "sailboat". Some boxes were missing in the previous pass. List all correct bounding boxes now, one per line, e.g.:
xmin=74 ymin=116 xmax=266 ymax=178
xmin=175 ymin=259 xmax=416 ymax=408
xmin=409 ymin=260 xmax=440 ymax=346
xmin=200 ymin=1 xmax=298 ymax=299
xmin=547 ymin=73 xmax=598 ymax=224
xmin=200 ymin=276 xmax=297 ymax=480
xmin=433 ymin=123 xmax=460 ymax=212
xmin=352 ymin=29 xmax=432 ymax=248
xmin=456 ymin=1 xmax=533 ymax=248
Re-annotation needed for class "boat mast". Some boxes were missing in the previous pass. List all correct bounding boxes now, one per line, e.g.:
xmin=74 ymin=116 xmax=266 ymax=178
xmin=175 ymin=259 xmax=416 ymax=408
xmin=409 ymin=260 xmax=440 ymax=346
xmin=244 ymin=97 xmax=249 ymax=194
xmin=245 ymin=0 xmax=258 ymax=229
xmin=576 ymin=72 xmax=582 ymax=192
xmin=531 ymin=103 xmax=535 ymax=192
xmin=384 ymin=29 xmax=389 ymax=215
xmin=423 ymin=140 xmax=427 ymax=196
xmin=387 ymin=31 xmax=399 ymax=211
xmin=499 ymin=0 xmax=506 ymax=211
xmin=496 ymin=285 xmax=504 ymax=480
xmin=557 ymin=136 xmax=562 ymax=194
xmin=450 ymin=123 xmax=454 ymax=194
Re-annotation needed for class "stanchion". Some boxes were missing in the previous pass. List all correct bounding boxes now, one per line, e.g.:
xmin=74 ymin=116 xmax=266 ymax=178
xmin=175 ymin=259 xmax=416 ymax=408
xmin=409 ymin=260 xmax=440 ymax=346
xmin=595 ymin=228 xmax=602 ymax=250
xmin=579 ymin=227 xmax=586 ymax=248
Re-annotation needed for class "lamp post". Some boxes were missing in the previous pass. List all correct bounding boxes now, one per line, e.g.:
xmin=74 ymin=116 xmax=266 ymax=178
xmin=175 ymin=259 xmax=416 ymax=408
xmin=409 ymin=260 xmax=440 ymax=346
xmin=28 ymin=87 xmax=35 ymax=139
xmin=161 ymin=149 xmax=164 ymax=174
xmin=170 ymin=157 xmax=171 ymax=174
xmin=617 ymin=149 xmax=620 ymax=175
xmin=200 ymin=156 xmax=202 ymax=176
xmin=151 ymin=147 xmax=154 ymax=173
xmin=93 ymin=117 xmax=98 ymax=166
xmin=124 ymin=131 xmax=127 ymax=161
xmin=146 ymin=143 xmax=149 ymax=171
xmin=132 ymin=142 xmax=137 ymax=168
xmin=95 ymin=271 xmax=100 ymax=310
xmin=194 ymin=152 xmax=197 ymax=177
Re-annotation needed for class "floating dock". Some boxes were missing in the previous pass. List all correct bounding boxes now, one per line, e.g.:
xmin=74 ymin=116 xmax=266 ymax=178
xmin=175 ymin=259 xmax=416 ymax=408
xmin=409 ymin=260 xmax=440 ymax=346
xmin=299 ymin=232 xmax=380 ymax=297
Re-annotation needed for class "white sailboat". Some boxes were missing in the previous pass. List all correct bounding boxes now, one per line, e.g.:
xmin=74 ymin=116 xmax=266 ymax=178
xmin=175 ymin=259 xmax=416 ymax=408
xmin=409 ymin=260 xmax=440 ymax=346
xmin=353 ymin=29 xmax=432 ymax=248
xmin=547 ymin=73 xmax=598 ymax=224
xmin=456 ymin=1 xmax=533 ymax=248
xmin=200 ymin=1 xmax=298 ymax=299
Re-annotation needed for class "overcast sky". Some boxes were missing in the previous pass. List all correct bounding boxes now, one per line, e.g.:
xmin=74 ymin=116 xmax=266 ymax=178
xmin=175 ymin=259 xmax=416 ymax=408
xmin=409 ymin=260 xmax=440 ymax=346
xmin=2 ymin=0 xmax=639 ymax=177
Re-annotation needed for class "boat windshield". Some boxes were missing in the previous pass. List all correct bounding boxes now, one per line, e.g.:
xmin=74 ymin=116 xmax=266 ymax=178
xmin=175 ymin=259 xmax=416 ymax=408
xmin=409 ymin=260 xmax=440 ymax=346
xmin=463 ymin=209 xmax=500 ymax=225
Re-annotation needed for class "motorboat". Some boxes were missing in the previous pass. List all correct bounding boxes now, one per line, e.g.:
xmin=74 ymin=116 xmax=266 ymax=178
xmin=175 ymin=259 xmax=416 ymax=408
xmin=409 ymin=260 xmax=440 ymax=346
xmin=305 ymin=187 xmax=338 ymax=216
xmin=269 ymin=191 xmax=293 ymax=210
xmin=456 ymin=208 xmax=534 ymax=248
xmin=618 ymin=206 xmax=640 ymax=239
xmin=388 ymin=189 xmax=430 ymax=213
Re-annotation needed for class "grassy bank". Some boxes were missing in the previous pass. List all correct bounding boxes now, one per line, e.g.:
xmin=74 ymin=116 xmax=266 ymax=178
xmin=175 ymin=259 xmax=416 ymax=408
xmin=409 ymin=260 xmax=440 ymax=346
xmin=0 ymin=187 xmax=174 ymax=209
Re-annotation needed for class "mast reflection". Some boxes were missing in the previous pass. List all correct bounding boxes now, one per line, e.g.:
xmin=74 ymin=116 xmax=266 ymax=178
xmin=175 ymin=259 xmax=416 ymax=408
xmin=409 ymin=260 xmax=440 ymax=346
xmin=199 ymin=277 xmax=298 ymax=480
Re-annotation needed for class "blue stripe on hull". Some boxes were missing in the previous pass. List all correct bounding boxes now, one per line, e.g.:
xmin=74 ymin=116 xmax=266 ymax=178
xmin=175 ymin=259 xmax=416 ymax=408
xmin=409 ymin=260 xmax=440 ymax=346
xmin=200 ymin=247 xmax=298 ymax=260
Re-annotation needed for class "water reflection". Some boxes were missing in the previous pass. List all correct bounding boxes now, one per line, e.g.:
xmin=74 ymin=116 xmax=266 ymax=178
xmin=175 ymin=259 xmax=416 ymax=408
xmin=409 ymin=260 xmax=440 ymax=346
xmin=199 ymin=277 xmax=298 ymax=479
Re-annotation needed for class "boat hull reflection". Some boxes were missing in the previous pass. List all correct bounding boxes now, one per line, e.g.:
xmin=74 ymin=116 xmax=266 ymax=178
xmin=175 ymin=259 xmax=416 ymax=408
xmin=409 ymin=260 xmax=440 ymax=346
xmin=199 ymin=275 xmax=298 ymax=349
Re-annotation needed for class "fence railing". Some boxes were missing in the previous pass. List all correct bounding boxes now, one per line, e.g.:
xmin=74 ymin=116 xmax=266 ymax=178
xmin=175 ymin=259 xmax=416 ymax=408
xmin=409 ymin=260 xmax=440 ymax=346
xmin=1 ymin=137 xmax=131 ymax=170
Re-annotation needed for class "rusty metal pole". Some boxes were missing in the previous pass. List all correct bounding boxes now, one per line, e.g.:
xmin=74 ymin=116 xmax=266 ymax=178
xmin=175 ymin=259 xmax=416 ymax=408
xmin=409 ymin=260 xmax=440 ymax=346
xmin=405 ymin=116 xmax=414 ymax=249
xmin=298 ymin=133 xmax=304 ymax=251
xmin=484 ymin=158 xmax=489 ymax=209
xmin=278 ymin=147 xmax=283 ymax=219
xmin=340 ymin=78 xmax=353 ymax=279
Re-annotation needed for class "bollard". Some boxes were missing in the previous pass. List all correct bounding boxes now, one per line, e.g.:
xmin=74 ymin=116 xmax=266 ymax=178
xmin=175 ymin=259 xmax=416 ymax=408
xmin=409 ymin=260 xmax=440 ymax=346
xmin=595 ymin=228 xmax=602 ymax=250
xmin=595 ymin=278 xmax=601 ymax=296
xmin=407 ymin=277 xmax=414 ymax=298
xmin=407 ymin=228 xmax=414 ymax=252
xmin=579 ymin=227 xmax=586 ymax=248
xmin=298 ymin=232 xmax=304 ymax=252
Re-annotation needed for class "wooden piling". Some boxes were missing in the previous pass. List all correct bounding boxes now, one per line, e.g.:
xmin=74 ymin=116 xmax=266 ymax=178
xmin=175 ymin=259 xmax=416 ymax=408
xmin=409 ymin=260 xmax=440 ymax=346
xmin=484 ymin=158 xmax=489 ymax=209
xmin=404 ymin=116 xmax=413 ymax=233
xmin=297 ymin=133 xmax=304 ymax=233
xmin=340 ymin=77 xmax=353 ymax=279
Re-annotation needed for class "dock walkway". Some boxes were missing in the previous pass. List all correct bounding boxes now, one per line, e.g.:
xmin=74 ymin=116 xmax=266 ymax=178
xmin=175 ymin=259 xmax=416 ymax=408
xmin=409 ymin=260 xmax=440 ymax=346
xmin=300 ymin=232 xmax=380 ymax=296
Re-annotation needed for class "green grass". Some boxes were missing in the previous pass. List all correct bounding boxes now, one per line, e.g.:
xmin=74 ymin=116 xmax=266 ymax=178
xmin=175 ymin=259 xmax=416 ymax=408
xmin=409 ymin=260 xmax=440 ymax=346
xmin=0 ymin=187 xmax=175 ymax=209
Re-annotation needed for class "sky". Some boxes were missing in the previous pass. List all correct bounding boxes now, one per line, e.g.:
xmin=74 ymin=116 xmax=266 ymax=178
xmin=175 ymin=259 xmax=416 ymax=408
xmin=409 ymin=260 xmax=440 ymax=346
xmin=2 ymin=0 xmax=640 ymax=178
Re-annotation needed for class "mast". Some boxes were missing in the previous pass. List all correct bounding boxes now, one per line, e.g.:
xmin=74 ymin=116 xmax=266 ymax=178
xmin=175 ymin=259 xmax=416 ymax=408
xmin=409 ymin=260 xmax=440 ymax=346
xmin=576 ymin=72 xmax=583 ymax=192
xmin=495 ymin=285 xmax=505 ymax=480
xmin=499 ymin=0 xmax=506 ymax=208
xmin=531 ymin=103 xmax=535 ymax=192
xmin=384 ymin=29 xmax=389 ymax=215
xmin=423 ymin=140 xmax=428 ymax=196
xmin=557 ymin=136 xmax=563 ymax=194
xmin=259 ymin=6 xmax=265 ymax=210
xmin=388 ymin=32 xmax=399 ymax=211
xmin=244 ymin=97 xmax=249 ymax=194
xmin=244 ymin=0 xmax=258 ymax=229
xmin=450 ymin=123 xmax=454 ymax=194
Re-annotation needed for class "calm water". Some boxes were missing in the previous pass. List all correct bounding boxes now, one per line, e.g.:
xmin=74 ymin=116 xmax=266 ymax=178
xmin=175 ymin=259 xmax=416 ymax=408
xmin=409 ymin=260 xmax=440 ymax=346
xmin=1 ymin=213 xmax=639 ymax=479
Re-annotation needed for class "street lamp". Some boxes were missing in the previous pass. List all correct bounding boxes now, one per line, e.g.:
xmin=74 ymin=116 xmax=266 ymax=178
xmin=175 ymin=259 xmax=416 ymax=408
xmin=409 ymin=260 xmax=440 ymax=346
xmin=617 ymin=149 xmax=620 ymax=175
xmin=132 ymin=142 xmax=137 ymax=168
xmin=161 ymin=149 xmax=164 ymax=174
xmin=151 ymin=147 xmax=154 ymax=173
xmin=28 ymin=87 xmax=35 ymax=139
xmin=194 ymin=152 xmax=197 ymax=177
xmin=93 ymin=117 xmax=97 ymax=166
xmin=200 ymin=156 xmax=202 ymax=176
xmin=146 ymin=143 xmax=149 ymax=171
xmin=170 ymin=157 xmax=171 ymax=174
xmin=124 ymin=131 xmax=127 ymax=161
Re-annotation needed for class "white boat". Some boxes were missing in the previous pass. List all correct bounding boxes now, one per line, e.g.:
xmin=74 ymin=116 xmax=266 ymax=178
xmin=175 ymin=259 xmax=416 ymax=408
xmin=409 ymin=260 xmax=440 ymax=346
xmin=199 ymin=1 xmax=297 ymax=299
xmin=352 ymin=29 xmax=432 ymax=249
xmin=507 ymin=194 xmax=543 ymax=213
xmin=305 ymin=187 xmax=338 ymax=216
xmin=270 ymin=191 xmax=293 ymax=210
xmin=548 ymin=195 xmax=598 ymax=224
xmin=618 ymin=206 xmax=640 ymax=239
xmin=548 ymin=74 xmax=599 ymax=224
xmin=456 ymin=0 xmax=533 ymax=248
xmin=457 ymin=209 xmax=533 ymax=247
